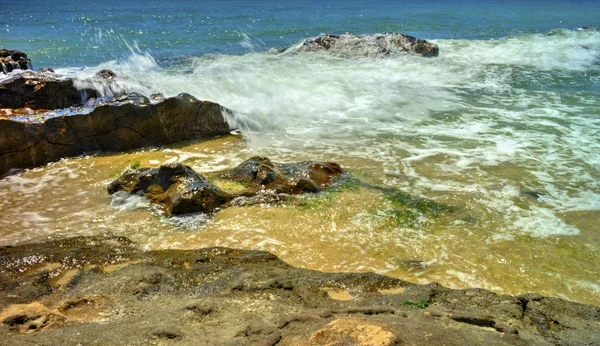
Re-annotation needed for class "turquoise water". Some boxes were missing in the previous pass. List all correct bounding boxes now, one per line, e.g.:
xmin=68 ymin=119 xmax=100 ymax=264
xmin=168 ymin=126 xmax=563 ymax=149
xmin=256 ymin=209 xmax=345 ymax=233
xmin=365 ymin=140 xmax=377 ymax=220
xmin=1 ymin=1 xmax=600 ymax=304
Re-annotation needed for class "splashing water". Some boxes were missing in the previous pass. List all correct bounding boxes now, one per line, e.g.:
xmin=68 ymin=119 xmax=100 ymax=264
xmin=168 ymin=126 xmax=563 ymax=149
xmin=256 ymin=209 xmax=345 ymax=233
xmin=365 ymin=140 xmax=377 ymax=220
xmin=2 ymin=19 xmax=600 ymax=306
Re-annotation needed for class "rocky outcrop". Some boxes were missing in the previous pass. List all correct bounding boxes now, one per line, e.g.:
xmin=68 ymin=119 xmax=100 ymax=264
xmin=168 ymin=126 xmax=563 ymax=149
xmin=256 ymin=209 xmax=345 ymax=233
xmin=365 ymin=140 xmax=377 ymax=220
xmin=279 ymin=32 xmax=439 ymax=58
xmin=108 ymin=163 xmax=234 ymax=215
xmin=108 ymin=158 xmax=344 ymax=215
xmin=0 ymin=70 xmax=84 ymax=110
xmin=0 ymin=93 xmax=232 ymax=175
xmin=223 ymin=156 xmax=344 ymax=194
xmin=1 ymin=236 xmax=598 ymax=345
xmin=0 ymin=49 xmax=31 ymax=73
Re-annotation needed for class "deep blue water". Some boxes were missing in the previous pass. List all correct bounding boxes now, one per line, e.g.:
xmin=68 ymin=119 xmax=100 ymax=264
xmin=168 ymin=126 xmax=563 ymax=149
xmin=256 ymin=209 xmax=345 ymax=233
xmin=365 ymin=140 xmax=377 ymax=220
xmin=1 ymin=0 xmax=599 ymax=67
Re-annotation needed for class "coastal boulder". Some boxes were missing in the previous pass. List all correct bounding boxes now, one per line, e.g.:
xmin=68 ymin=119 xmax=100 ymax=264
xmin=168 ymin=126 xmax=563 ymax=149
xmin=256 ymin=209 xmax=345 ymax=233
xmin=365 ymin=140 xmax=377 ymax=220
xmin=279 ymin=32 xmax=439 ymax=58
xmin=223 ymin=156 xmax=344 ymax=194
xmin=0 ymin=49 xmax=32 ymax=73
xmin=108 ymin=157 xmax=344 ymax=215
xmin=0 ymin=70 xmax=83 ymax=110
xmin=0 ymin=93 xmax=232 ymax=175
xmin=108 ymin=163 xmax=232 ymax=215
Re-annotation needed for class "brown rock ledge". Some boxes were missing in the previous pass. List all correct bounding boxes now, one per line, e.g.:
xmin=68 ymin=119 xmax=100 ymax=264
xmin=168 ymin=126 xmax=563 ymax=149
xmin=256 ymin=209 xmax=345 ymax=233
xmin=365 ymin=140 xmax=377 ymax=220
xmin=0 ymin=236 xmax=598 ymax=345
xmin=0 ymin=93 xmax=232 ymax=176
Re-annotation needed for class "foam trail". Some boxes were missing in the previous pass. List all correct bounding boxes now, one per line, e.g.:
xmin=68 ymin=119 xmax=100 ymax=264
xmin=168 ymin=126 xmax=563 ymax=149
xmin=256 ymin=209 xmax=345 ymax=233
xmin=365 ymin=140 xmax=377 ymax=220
xmin=54 ymin=29 xmax=600 ymax=238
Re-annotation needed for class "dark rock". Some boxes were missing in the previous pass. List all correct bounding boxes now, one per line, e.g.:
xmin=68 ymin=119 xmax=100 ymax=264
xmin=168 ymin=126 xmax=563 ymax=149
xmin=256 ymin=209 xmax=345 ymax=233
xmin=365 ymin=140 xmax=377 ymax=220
xmin=223 ymin=156 xmax=343 ymax=194
xmin=0 ymin=93 xmax=232 ymax=175
xmin=0 ymin=236 xmax=599 ymax=345
xmin=108 ymin=157 xmax=343 ymax=215
xmin=95 ymin=69 xmax=116 ymax=80
xmin=279 ymin=32 xmax=439 ymax=58
xmin=0 ymin=49 xmax=32 ymax=73
xmin=150 ymin=92 xmax=165 ymax=102
xmin=0 ymin=70 xmax=81 ymax=110
xmin=108 ymin=163 xmax=233 ymax=215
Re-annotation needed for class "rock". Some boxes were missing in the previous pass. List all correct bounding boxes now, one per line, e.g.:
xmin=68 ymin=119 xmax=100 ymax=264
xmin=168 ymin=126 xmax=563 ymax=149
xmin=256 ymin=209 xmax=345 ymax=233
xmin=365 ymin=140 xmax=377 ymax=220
xmin=0 ymin=93 xmax=232 ymax=175
xmin=73 ymin=69 xmax=127 ymax=99
xmin=1 ymin=236 xmax=599 ymax=345
xmin=95 ymin=69 xmax=116 ymax=80
xmin=0 ymin=107 xmax=40 ymax=118
xmin=279 ymin=32 xmax=439 ymax=58
xmin=108 ymin=157 xmax=344 ymax=215
xmin=223 ymin=156 xmax=344 ymax=194
xmin=307 ymin=318 xmax=400 ymax=346
xmin=108 ymin=163 xmax=233 ymax=215
xmin=150 ymin=92 xmax=165 ymax=102
xmin=0 ymin=70 xmax=83 ymax=110
xmin=0 ymin=49 xmax=32 ymax=73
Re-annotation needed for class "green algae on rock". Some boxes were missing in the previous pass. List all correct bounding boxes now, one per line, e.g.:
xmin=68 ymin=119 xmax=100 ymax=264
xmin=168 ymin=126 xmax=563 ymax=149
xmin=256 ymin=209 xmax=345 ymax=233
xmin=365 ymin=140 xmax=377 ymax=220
xmin=108 ymin=157 xmax=344 ymax=216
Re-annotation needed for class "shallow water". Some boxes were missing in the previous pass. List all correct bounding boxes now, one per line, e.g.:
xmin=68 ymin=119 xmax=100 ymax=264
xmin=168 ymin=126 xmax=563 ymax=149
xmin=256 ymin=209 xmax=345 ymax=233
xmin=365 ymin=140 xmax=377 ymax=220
xmin=1 ymin=0 xmax=600 ymax=306
xmin=1 ymin=134 xmax=598 ymax=305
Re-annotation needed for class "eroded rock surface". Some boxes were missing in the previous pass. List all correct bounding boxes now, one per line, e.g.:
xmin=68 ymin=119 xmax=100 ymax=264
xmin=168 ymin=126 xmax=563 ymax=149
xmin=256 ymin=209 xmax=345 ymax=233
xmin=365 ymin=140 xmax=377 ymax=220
xmin=108 ymin=158 xmax=344 ymax=215
xmin=0 ymin=236 xmax=598 ymax=345
xmin=0 ymin=93 xmax=232 ymax=175
xmin=280 ymin=32 xmax=439 ymax=57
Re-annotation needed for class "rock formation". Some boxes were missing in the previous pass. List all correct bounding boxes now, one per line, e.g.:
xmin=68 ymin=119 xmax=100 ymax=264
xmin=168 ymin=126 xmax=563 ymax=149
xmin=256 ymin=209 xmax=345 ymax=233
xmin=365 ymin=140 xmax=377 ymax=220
xmin=108 ymin=158 xmax=344 ymax=215
xmin=0 ymin=236 xmax=598 ymax=345
xmin=0 ymin=70 xmax=85 ymax=110
xmin=279 ymin=32 xmax=439 ymax=58
xmin=0 ymin=93 xmax=232 ymax=175
xmin=223 ymin=156 xmax=344 ymax=194
xmin=0 ymin=49 xmax=31 ymax=73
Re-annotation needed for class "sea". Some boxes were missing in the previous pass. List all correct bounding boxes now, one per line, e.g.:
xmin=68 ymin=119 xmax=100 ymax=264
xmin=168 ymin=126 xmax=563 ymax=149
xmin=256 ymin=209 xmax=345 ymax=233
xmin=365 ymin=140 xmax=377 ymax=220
xmin=1 ymin=0 xmax=599 ymax=305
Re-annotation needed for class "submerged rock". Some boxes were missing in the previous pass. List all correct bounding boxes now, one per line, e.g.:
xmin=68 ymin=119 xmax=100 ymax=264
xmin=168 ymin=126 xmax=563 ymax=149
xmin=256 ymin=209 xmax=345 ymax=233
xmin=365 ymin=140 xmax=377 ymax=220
xmin=0 ymin=93 xmax=232 ymax=175
xmin=108 ymin=163 xmax=233 ymax=215
xmin=0 ymin=236 xmax=598 ymax=345
xmin=108 ymin=158 xmax=344 ymax=215
xmin=0 ymin=49 xmax=31 ymax=73
xmin=224 ymin=156 xmax=344 ymax=194
xmin=279 ymin=32 xmax=439 ymax=58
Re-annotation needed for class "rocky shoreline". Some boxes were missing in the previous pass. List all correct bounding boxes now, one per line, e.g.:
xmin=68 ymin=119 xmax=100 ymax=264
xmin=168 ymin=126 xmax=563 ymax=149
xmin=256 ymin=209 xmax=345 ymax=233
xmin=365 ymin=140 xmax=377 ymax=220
xmin=0 ymin=33 xmax=439 ymax=175
xmin=0 ymin=236 xmax=598 ymax=345
xmin=2 ymin=40 xmax=600 ymax=345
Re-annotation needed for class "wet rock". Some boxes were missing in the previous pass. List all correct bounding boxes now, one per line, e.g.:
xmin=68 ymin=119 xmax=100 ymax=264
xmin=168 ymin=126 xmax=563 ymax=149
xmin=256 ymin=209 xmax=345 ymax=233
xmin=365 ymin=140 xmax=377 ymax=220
xmin=0 ymin=107 xmax=40 ymax=118
xmin=73 ymin=69 xmax=129 ymax=99
xmin=96 ymin=69 xmax=116 ymax=80
xmin=150 ymin=92 xmax=165 ymax=102
xmin=0 ymin=236 xmax=599 ymax=345
xmin=108 ymin=157 xmax=343 ymax=215
xmin=0 ymin=93 xmax=232 ymax=175
xmin=223 ymin=156 xmax=344 ymax=194
xmin=0 ymin=70 xmax=82 ymax=110
xmin=279 ymin=32 xmax=439 ymax=58
xmin=0 ymin=49 xmax=32 ymax=73
xmin=108 ymin=163 xmax=233 ymax=215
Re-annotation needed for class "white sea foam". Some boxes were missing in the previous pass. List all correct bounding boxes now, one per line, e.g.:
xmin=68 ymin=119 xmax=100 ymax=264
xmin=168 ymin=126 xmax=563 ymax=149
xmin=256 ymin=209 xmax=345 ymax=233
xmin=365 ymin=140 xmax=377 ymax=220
xmin=50 ymin=29 xmax=600 ymax=238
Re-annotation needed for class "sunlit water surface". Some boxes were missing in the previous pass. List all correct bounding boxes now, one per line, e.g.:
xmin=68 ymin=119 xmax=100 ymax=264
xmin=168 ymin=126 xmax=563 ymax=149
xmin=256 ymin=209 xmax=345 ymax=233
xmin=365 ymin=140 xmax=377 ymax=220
xmin=1 ymin=1 xmax=599 ymax=306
